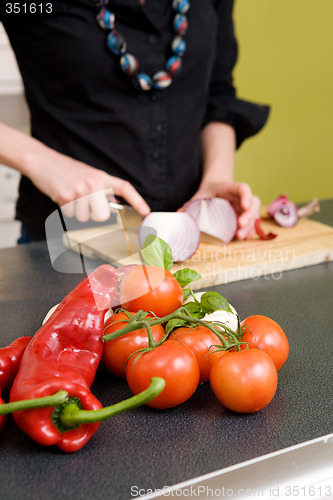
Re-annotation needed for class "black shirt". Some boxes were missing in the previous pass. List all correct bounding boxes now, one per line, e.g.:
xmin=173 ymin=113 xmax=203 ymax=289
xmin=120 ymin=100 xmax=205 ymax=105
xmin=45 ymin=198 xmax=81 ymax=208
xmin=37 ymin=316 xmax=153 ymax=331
xmin=1 ymin=0 xmax=269 ymax=240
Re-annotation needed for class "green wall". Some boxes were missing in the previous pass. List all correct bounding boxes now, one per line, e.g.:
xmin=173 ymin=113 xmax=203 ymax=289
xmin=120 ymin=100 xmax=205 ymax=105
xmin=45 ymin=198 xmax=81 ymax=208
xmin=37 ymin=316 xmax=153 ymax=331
xmin=233 ymin=0 xmax=333 ymax=205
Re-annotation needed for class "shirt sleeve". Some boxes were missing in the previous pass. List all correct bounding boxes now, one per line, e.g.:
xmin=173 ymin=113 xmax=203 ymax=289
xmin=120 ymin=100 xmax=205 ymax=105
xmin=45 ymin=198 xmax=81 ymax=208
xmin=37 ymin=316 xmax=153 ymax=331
xmin=202 ymin=0 xmax=270 ymax=149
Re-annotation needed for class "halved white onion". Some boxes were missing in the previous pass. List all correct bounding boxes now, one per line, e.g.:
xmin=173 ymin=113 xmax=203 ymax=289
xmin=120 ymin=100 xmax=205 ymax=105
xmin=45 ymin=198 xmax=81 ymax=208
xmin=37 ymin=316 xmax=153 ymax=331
xmin=184 ymin=198 xmax=237 ymax=243
xmin=139 ymin=211 xmax=200 ymax=262
xmin=42 ymin=303 xmax=59 ymax=325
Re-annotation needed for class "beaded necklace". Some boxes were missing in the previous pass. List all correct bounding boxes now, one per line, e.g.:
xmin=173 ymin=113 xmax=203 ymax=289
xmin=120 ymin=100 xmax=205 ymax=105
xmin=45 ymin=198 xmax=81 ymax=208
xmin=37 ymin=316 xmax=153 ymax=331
xmin=92 ymin=0 xmax=190 ymax=91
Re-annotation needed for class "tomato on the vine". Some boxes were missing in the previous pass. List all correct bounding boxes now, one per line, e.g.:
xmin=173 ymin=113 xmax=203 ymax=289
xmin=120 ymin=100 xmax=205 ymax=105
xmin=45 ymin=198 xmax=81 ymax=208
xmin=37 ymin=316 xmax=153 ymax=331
xmin=119 ymin=265 xmax=183 ymax=317
xmin=102 ymin=312 xmax=165 ymax=378
xmin=205 ymin=345 xmax=228 ymax=371
xmin=126 ymin=339 xmax=200 ymax=409
xmin=169 ymin=326 xmax=223 ymax=383
xmin=240 ymin=315 xmax=289 ymax=371
xmin=210 ymin=349 xmax=278 ymax=413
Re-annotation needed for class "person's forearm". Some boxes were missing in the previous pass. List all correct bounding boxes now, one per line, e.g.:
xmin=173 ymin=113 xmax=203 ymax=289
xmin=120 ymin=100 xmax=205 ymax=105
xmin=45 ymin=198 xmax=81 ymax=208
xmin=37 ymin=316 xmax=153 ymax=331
xmin=180 ymin=121 xmax=259 ymax=239
xmin=0 ymin=122 xmax=150 ymax=220
xmin=200 ymin=121 xmax=236 ymax=185
xmin=0 ymin=122 xmax=51 ymax=177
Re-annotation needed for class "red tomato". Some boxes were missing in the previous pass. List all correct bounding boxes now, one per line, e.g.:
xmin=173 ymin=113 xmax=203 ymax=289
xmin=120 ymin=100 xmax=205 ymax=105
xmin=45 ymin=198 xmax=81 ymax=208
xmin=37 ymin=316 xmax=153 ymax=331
xmin=240 ymin=315 xmax=289 ymax=371
xmin=206 ymin=344 xmax=228 ymax=372
xmin=210 ymin=349 xmax=278 ymax=413
xmin=119 ymin=265 xmax=183 ymax=317
xmin=102 ymin=312 xmax=165 ymax=378
xmin=126 ymin=339 xmax=200 ymax=409
xmin=169 ymin=326 xmax=222 ymax=383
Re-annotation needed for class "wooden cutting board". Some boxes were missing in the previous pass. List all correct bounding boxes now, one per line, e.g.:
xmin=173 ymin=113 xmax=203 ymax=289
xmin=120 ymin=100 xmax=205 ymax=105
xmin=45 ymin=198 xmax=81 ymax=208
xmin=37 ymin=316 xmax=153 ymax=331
xmin=63 ymin=211 xmax=333 ymax=289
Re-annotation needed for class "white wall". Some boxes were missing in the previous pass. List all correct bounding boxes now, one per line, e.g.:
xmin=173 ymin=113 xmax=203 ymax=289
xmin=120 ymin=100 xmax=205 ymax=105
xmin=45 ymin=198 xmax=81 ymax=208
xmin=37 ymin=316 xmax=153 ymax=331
xmin=0 ymin=24 xmax=23 ymax=94
xmin=0 ymin=24 xmax=25 ymax=247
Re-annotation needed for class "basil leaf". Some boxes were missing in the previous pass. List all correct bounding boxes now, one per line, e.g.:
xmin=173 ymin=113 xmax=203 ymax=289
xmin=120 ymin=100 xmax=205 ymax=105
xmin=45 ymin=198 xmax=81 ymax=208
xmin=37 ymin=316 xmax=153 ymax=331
xmin=173 ymin=268 xmax=202 ymax=288
xmin=200 ymin=291 xmax=233 ymax=314
xmin=184 ymin=301 xmax=205 ymax=319
xmin=141 ymin=235 xmax=173 ymax=271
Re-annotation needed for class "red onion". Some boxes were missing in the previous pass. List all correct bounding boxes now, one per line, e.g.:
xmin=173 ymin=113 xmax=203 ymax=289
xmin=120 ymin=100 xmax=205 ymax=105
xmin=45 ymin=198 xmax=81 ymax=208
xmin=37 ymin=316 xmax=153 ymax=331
xmin=297 ymin=198 xmax=320 ymax=218
xmin=268 ymin=195 xmax=298 ymax=228
xmin=184 ymin=198 xmax=238 ymax=243
xmin=254 ymin=218 xmax=277 ymax=240
xmin=268 ymin=195 xmax=290 ymax=217
xmin=139 ymin=212 xmax=200 ymax=262
xmin=273 ymin=203 xmax=299 ymax=227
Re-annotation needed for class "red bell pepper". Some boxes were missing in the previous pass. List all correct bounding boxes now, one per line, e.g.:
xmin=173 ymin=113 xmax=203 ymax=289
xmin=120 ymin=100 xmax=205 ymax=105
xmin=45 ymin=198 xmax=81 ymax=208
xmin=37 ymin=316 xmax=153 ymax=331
xmin=0 ymin=378 xmax=165 ymax=445
xmin=0 ymin=335 xmax=31 ymax=432
xmin=0 ymin=389 xmax=6 ymax=431
xmin=0 ymin=336 xmax=32 ymax=392
xmin=2 ymin=266 xmax=165 ymax=451
xmin=0 ymin=389 xmax=69 ymax=433
xmin=9 ymin=264 xmax=119 ymax=452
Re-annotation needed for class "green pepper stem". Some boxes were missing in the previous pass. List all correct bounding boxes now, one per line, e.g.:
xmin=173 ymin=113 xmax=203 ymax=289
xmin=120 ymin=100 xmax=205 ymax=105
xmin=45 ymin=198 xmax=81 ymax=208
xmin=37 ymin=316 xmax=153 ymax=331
xmin=0 ymin=390 xmax=69 ymax=416
xmin=58 ymin=377 xmax=165 ymax=427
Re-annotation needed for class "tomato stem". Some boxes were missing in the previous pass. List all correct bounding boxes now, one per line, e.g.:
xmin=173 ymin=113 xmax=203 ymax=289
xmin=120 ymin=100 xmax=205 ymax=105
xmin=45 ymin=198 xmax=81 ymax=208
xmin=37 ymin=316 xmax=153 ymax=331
xmin=236 ymin=314 xmax=243 ymax=341
xmin=141 ymin=321 xmax=157 ymax=349
xmin=207 ymin=320 xmax=241 ymax=345
xmin=102 ymin=306 xmax=241 ymax=350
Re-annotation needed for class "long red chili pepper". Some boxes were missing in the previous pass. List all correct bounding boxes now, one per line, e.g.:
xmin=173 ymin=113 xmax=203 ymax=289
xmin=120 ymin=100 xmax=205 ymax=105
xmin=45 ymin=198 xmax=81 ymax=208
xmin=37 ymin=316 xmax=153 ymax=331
xmin=0 ymin=336 xmax=32 ymax=392
xmin=9 ymin=264 xmax=119 ymax=453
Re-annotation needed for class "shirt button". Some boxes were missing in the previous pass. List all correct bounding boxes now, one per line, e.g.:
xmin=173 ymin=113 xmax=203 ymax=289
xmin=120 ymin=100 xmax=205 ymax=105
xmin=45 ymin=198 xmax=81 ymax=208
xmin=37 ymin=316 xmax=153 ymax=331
xmin=148 ymin=34 xmax=158 ymax=45
xmin=153 ymin=151 xmax=160 ymax=159
xmin=156 ymin=124 xmax=162 ymax=132
xmin=151 ymin=93 xmax=158 ymax=102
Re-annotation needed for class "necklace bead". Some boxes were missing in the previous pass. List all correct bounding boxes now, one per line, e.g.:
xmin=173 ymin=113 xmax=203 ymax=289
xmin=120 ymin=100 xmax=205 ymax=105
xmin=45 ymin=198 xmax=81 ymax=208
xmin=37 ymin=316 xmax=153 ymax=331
xmin=173 ymin=13 xmax=188 ymax=36
xmin=172 ymin=0 xmax=190 ymax=14
xmin=153 ymin=71 xmax=172 ymax=90
xmin=166 ymin=55 xmax=182 ymax=76
xmin=97 ymin=7 xmax=115 ymax=30
xmin=120 ymin=53 xmax=139 ymax=77
xmin=92 ymin=0 xmax=190 ymax=91
xmin=134 ymin=74 xmax=153 ymax=91
xmin=107 ymin=30 xmax=127 ymax=56
xmin=172 ymin=36 xmax=186 ymax=56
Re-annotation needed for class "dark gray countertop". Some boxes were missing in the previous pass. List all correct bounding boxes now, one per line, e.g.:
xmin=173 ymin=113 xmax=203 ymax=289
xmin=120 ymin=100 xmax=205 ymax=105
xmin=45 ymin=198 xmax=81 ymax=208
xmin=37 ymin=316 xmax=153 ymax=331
xmin=0 ymin=200 xmax=332 ymax=500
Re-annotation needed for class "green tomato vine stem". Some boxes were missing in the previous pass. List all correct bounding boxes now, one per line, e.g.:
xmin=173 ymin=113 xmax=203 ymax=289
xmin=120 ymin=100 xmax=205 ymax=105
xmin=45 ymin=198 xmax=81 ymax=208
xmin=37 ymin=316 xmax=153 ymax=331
xmin=102 ymin=307 xmax=240 ymax=350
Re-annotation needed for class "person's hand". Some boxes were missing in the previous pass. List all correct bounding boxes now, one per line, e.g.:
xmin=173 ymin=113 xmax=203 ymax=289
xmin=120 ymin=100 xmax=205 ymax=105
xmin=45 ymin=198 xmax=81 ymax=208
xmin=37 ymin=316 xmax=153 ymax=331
xmin=0 ymin=122 xmax=150 ymax=222
xmin=179 ymin=181 xmax=260 ymax=240
xmin=27 ymin=149 xmax=151 ymax=222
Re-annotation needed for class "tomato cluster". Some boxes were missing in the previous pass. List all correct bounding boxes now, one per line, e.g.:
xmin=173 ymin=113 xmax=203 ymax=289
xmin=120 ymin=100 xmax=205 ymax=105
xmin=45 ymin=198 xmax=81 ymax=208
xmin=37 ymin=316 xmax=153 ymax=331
xmin=102 ymin=312 xmax=165 ymax=378
xmin=102 ymin=265 xmax=289 ymax=414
